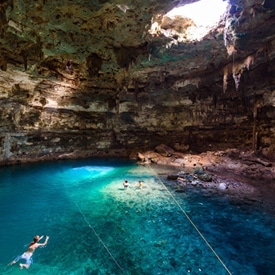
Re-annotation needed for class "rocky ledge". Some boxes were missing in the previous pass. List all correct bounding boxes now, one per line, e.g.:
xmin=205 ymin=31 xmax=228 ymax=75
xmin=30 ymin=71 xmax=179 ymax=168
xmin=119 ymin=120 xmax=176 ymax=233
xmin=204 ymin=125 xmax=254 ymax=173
xmin=0 ymin=0 xmax=275 ymax=166
xmin=137 ymin=144 xmax=275 ymax=212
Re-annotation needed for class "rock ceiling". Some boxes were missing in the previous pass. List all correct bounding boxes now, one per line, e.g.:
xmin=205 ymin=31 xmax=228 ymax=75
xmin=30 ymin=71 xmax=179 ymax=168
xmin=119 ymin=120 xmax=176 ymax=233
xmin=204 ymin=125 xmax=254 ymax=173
xmin=0 ymin=0 xmax=274 ymax=164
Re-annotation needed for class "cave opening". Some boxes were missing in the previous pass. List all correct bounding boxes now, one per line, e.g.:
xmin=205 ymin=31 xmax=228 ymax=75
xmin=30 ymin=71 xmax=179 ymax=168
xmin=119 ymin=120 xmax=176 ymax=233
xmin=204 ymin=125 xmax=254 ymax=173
xmin=149 ymin=0 xmax=228 ymax=42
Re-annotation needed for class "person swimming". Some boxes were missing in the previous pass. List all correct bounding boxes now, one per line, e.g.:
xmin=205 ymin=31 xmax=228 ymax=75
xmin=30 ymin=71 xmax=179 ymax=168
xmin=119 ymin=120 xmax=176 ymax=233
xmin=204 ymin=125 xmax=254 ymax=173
xmin=134 ymin=180 xmax=143 ymax=189
xmin=123 ymin=180 xmax=129 ymax=189
xmin=8 ymin=235 xmax=49 ymax=270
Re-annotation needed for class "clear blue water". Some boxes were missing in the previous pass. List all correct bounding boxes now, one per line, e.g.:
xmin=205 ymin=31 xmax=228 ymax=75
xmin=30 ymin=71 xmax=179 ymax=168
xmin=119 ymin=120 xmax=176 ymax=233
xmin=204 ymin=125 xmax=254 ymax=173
xmin=0 ymin=159 xmax=274 ymax=275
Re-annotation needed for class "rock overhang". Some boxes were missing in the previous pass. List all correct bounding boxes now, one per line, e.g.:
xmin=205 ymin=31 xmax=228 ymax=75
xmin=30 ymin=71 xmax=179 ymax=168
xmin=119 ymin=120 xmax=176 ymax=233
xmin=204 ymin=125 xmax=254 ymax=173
xmin=0 ymin=0 xmax=274 ymax=164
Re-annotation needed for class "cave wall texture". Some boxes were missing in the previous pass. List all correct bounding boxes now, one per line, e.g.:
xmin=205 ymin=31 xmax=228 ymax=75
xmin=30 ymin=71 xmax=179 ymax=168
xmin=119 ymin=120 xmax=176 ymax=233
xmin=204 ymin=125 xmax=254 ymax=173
xmin=0 ymin=0 xmax=274 ymax=164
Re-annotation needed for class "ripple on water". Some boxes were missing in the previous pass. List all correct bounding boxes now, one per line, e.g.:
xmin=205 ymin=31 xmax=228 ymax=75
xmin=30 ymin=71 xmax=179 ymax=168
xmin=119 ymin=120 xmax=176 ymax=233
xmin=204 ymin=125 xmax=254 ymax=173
xmin=0 ymin=159 xmax=274 ymax=275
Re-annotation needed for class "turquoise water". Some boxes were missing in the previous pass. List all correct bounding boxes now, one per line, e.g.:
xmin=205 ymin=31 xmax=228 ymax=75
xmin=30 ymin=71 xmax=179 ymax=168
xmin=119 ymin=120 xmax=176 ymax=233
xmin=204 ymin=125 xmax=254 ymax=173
xmin=0 ymin=159 xmax=274 ymax=275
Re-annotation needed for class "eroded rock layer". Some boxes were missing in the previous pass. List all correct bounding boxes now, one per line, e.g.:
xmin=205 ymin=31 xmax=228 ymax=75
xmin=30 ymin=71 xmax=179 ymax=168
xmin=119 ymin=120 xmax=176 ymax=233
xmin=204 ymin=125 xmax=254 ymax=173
xmin=0 ymin=0 xmax=274 ymax=165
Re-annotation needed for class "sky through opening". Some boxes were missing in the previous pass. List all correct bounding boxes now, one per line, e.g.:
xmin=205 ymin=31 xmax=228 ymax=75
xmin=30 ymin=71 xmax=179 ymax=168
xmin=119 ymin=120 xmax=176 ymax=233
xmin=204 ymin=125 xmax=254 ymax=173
xmin=167 ymin=0 xmax=228 ymax=28
xmin=149 ymin=0 xmax=228 ymax=42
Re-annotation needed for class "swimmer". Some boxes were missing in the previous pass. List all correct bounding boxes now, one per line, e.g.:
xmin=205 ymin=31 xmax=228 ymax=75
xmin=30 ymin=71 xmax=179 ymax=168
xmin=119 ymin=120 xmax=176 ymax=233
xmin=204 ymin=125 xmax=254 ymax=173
xmin=123 ymin=180 xmax=129 ymax=189
xmin=134 ymin=181 xmax=143 ymax=189
xmin=8 ymin=235 xmax=49 ymax=270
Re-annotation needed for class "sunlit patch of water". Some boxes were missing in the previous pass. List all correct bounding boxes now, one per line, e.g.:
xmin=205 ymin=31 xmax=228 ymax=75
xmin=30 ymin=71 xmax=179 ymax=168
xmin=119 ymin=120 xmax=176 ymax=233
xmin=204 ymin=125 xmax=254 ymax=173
xmin=0 ymin=159 xmax=274 ymax=274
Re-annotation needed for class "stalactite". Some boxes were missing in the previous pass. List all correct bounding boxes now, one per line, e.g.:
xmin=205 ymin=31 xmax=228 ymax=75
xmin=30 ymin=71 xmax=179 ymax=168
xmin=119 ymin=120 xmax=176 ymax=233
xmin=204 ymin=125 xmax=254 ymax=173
xmin=213 ymin=91 xmax=217 ymax=108
xmin=50 ymin=30 xmax=56 ymax=47
xmin=115 ymin=91 xmax=120 ymax=115
xmin=86 ymin=53 xmax=102 ymax=76
xmin=22 ymin=52 xmax=28 ymax=70
xmin=223 ymin=53 xmax=256 ymax=93
xmin=0 ymin=53 xmax=7 ymax=71
xmin=252 ymin=103 xmax=258 ymax=151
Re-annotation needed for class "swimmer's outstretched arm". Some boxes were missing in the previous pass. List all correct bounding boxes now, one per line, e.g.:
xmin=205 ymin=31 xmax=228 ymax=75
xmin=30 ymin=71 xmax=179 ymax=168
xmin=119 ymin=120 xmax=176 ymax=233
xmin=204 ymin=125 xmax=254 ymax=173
xmin=39 ymin=235 xmax=49 ymax=246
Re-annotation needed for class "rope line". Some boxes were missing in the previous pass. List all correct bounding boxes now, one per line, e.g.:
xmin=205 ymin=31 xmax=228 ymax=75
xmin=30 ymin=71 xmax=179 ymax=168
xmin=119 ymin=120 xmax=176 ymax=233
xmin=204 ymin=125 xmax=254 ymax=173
xmin=74 ymin=202 xmax=126 ymax=275
xmin=147 ymin=164 xmax=233 ymax=275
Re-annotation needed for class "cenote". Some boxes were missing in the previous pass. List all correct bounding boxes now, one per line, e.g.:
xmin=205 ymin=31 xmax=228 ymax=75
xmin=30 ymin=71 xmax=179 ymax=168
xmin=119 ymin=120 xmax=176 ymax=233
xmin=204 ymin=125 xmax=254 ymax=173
xmin=0 ymin=159 xmax=274 ymax=275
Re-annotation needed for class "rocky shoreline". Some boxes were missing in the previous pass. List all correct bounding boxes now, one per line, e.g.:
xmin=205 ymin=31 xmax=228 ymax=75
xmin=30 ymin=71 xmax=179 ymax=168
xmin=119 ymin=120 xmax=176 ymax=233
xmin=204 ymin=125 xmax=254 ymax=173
xmin=1 ymin=142 xmax=274 ymax=213
xmin=136 ymin=145 xmax=275 ymax=214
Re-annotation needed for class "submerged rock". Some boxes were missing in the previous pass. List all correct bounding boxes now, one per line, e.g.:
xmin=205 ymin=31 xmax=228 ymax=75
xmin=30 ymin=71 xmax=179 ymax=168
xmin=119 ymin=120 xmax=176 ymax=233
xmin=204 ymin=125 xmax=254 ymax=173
xmin=218 ymin=182 xmax=227 ymax=190
xmin=197 ymin=173 xmax=212 ymax=182
xmin=167 ymin=174 xmax=179 ymax=180
xmin=175 ymin=187 xmax=186 ymax=193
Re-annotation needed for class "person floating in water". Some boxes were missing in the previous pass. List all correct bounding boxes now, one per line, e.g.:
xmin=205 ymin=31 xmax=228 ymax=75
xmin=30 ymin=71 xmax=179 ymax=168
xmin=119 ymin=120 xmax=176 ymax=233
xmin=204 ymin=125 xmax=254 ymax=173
xmin=134 ymin=181 xmax=143 ymax=189
xmin=8 ymin=235 xmax=49 ymax=270
xmin=123 ymin=180 xmax=129 ymax=189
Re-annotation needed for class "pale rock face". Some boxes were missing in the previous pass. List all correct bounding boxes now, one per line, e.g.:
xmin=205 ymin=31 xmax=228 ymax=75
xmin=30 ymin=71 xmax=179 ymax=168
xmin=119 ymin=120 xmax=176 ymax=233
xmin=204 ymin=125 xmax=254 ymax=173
xmin=0 ymin=0 xmax=274 ymax=164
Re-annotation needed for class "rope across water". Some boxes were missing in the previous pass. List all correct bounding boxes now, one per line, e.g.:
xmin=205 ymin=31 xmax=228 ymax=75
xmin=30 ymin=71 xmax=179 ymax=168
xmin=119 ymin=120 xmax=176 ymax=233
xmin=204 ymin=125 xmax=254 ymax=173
xmin=147 ymin=164 xmax=233 ymax=275
xmin=74 ymin=202 xmax=126 ymax=275
xmin=71 ymin=163 xmax=232 ymax=275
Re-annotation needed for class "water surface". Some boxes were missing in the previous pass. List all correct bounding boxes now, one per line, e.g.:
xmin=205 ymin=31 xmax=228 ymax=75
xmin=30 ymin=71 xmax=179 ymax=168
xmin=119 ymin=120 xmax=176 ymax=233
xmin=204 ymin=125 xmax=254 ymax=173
xmin=0 ymin=159 xmax=274 ymax=275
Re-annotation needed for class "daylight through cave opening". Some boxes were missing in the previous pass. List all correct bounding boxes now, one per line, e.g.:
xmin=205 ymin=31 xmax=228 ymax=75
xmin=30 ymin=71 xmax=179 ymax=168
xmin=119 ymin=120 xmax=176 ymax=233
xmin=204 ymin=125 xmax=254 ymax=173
xmin=149 ymin=0 xmax=228 ymax=42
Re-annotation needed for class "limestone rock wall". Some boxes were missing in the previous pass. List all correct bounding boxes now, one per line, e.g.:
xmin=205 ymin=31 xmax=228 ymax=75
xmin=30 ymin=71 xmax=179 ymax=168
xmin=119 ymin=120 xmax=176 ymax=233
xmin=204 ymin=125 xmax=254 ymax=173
xmin=0 ymin=0 xmax=274 ymax=164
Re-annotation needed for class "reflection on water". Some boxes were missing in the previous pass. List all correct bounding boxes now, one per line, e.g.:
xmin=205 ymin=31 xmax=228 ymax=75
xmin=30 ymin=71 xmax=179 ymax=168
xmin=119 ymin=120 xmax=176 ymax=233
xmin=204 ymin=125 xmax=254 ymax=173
xmin=0 ymin=159 xmax=274 ymax=275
